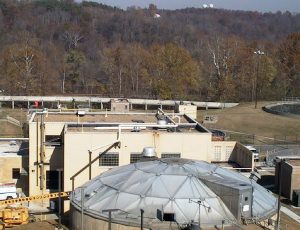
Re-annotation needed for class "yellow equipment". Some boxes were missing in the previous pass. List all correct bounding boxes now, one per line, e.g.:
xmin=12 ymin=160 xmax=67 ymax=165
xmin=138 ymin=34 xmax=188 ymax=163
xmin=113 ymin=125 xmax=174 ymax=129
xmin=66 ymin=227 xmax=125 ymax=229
xmin=0 ymin=207 xmax=28 ymax=229
xmin=0 ymin=191 xmax=70 ymax=206
xmin=0 ymin=192 xmax=70 ymax=228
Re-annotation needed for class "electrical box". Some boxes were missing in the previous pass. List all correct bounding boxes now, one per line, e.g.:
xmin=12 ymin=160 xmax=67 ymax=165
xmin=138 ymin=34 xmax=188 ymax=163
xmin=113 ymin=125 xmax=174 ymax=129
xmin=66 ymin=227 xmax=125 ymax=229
xmin=293 ymin=190 xmax=300 ymax=207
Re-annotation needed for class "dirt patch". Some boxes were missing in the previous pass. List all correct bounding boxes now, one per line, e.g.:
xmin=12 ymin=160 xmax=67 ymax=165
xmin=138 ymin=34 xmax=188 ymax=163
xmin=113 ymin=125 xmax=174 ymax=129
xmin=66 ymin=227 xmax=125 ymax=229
xmin=11 ymin=220 xmax=64 ymax=230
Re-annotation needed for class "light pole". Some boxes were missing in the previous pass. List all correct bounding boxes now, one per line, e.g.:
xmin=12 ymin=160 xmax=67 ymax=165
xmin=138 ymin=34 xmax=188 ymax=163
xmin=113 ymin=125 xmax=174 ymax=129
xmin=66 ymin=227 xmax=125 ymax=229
xmin=102 ymin=209 xmax=121 ymax=230
xmin=253 ymin=50 xmax=265 ymax=109
xmin=189 ymin=198 xmax=211 ymax=229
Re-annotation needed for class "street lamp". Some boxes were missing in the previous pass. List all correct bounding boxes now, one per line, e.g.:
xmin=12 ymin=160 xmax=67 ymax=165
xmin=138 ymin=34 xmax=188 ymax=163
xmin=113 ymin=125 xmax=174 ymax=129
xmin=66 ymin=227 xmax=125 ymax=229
xmin=253 ymin=50 xmax=265 ymax=109
xmin=102 ymin=209 xmax=120 ymax=230
xmin=189 ymin=198 xmax=212 ymax=229
xmin=102 ymin=209 xmax=130 ymax=230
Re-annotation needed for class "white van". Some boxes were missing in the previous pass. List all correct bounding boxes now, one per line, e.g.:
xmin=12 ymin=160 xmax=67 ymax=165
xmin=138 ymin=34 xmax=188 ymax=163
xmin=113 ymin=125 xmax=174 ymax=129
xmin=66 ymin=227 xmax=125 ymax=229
xmin=245 ymin=146 xmax=259 ymax=161
xmin=0 ymin=183 xmax=18 ymax=200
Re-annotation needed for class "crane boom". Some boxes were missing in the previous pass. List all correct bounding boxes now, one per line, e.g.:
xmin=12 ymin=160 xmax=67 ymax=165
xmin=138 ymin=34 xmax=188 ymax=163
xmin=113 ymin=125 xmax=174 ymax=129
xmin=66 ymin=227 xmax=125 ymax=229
xmin=0 ymin=191 xmax=70 ymax=206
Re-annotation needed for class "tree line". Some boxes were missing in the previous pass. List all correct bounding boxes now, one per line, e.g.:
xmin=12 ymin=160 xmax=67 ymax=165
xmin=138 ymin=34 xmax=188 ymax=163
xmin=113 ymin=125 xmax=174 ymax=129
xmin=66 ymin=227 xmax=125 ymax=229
xmin=0 ymin=0 xmax=299 ymax=102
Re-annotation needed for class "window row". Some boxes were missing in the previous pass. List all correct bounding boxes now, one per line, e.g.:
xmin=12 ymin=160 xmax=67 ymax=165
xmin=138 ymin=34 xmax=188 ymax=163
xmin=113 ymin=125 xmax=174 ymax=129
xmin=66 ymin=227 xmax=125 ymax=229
xmin=99 ymin=152 xmax=181 ymax=166
xmin=44 ymin=153 xmax=181 ymax=190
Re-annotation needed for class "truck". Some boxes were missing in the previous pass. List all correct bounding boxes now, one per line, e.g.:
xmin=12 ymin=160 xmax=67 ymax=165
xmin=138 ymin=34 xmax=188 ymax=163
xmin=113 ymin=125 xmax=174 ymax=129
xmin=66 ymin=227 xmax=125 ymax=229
xmin=0 ymin=183 xmax=18 ymax=201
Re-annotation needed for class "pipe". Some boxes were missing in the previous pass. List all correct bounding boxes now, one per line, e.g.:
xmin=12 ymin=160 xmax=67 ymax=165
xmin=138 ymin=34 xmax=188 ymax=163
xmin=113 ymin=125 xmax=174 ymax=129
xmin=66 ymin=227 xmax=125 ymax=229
xmin=58 ymin=169 xmax=62 ymax=228
xmin=88 ymin=151 xmax=92 ymax=180
xmin=39 ymin=113 xmax=45 ymax=190
xmin=81 ymin=187 xmax=85 ymax=230
xmin=140 ymin=209 xmax=144 ymax=230
xmin=171 ymin=115 xmax=181 ymax=124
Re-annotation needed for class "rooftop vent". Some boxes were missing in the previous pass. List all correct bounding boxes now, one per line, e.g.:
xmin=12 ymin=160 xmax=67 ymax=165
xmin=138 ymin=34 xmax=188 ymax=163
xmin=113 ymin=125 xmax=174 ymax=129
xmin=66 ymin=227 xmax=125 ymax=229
xmin=157 ymin=119 xmax=168 ymax=126
xmin=142 ymin=147 xmax=156 ymax=158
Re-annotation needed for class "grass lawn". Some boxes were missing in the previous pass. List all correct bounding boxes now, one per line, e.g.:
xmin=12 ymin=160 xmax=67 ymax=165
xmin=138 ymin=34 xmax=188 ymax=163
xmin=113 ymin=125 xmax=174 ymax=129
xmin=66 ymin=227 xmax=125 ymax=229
xmin=197 ymin=101 xmax=300 ymax=144
xmin=1 ymin=102 xmax=300 ymax=140
xmin=0 ymin=108 xmax=27 ymax=137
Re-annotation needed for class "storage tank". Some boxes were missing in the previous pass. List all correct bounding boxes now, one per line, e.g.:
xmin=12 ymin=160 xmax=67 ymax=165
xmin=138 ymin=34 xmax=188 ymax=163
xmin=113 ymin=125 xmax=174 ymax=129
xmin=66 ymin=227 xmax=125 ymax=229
xmin=70 ymin=158 xmax=277 ymax=230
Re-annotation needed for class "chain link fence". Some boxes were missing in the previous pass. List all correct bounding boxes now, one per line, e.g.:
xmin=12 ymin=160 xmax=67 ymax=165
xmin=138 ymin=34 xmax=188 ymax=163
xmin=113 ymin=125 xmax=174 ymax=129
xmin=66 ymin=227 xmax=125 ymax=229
xmin=265 ymin=147 xmax=300 ymax=166
xmin=225 ymin=131 xmax=300 ymax=146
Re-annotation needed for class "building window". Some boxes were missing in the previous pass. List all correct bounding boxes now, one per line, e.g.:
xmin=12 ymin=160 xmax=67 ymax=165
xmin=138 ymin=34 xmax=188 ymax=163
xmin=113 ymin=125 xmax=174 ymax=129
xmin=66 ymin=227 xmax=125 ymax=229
xmin=161 ymin=153 xmax=181 ymax=158
xmin=214 ymin=146 xmax=222 ymax=161
xmin=12 ymin=168 xmax=20 ymax=179
xmin=130 ymin=153 xmax=142 ymax=163
xmin=46 ymin=171 xmax=59 ymax=190
xmin=45 ymin=135 xmax=62 ymax=146
xmin=99 ymin=153 xmax=119 ymax=166
xmin=225 ymin=146 xmax=233 ymax=160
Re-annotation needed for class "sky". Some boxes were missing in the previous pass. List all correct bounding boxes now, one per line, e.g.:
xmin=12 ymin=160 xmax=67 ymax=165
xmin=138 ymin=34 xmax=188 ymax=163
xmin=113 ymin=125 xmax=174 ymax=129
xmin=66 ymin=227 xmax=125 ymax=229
xmin=85 ymin=0 xmax=300 ymax=13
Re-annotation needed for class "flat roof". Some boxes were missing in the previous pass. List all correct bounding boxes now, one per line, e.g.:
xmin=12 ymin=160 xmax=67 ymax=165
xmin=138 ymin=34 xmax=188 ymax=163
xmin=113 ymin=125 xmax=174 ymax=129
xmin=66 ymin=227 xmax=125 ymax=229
xmin=0 ymin=141 xmax=28 ymax=157
xmin=32 ymin=112 xmax=190 ymax=124
xmin=286 ymin=159 xmax=300 ymax=167
xmin=31 ymin=111 xmax=210 ymax=133
xmin=66 ymin=124 xmax=200 ymax=133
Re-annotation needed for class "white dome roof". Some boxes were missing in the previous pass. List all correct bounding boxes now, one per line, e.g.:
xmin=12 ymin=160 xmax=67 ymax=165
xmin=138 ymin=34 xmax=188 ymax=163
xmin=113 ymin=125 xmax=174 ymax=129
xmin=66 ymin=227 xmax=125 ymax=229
xmin=71 ymin=158 xmax=277 ymax=228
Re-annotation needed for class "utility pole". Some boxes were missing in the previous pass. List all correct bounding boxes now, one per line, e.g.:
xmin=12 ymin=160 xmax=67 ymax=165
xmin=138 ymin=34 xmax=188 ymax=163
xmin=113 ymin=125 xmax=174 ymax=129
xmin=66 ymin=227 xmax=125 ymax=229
xmin=254 ymin=50 xmax=265 ymax=109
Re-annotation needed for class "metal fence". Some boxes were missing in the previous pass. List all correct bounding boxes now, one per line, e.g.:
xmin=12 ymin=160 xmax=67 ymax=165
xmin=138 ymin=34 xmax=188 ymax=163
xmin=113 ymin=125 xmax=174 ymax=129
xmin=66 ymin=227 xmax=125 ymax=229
xmin=226 ymin=132 xmax=300 ymax=145
xmin=284 ymin=97 xmax=300 ymax=102
xmin=265 ymin=147 xmax=300 ymax=166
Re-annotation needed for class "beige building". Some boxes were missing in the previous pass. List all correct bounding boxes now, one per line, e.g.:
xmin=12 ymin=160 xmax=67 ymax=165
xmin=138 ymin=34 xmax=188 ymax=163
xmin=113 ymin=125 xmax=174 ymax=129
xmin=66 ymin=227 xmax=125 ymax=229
xmin=0 ymin=140 xmax=29 ymax=194
xmin=110 ymin=99 xmax=130 ymax=112
xmin=174 ymin=102 xmax=197 ymax=119
xmin=27 ymin=109 xmax=253 ymax=211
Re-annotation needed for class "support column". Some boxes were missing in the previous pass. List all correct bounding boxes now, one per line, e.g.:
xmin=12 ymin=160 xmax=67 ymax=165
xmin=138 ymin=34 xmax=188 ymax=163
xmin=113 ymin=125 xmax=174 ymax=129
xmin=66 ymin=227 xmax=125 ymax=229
xmin=12 ymin=101 xmax=14 ymax=109
xmin=145 ymin=103 xmax=147 ymax=110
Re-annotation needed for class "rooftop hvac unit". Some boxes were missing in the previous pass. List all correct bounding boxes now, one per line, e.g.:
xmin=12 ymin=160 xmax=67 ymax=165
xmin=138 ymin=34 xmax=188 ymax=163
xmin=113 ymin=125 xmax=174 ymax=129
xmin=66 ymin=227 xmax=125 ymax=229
xmin=157 ymin=119 xmax=167 ymax=126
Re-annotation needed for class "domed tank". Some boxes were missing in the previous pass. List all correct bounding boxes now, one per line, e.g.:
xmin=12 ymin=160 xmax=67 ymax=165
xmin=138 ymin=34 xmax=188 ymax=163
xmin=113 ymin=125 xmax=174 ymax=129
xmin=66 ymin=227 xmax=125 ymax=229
xmin=70 ymin=158 xmax=277 ymax=230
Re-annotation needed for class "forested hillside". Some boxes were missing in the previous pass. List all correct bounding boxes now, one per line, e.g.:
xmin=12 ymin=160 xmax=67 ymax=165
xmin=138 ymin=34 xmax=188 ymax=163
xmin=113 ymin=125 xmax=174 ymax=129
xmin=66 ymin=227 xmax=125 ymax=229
xmin=0 ymin=0 xmax=300 ymax=101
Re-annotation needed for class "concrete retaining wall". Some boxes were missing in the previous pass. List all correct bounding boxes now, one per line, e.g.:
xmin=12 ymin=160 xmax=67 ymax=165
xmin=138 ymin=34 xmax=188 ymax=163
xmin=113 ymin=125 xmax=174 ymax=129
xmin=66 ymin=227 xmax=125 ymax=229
xmin=230 ymin=143 xmax=254 ymax=170
xmin=0 ymin=96 xmax=238 ymax=109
